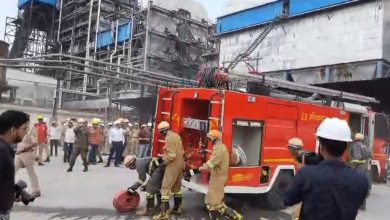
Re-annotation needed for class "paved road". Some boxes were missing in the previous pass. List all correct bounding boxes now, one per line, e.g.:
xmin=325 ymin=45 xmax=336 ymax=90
xmin=11 ymin=154 xmax=390 ymax=220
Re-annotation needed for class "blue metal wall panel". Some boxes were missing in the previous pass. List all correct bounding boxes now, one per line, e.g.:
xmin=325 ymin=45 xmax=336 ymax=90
xmin=289 ymin=0 xmax=352 ymax=15
xmin=18 ymin=0 xmax=57 ymax=9
xmin=97 ymin=31 xmax=112 ymax=49
xmin=117 ymin=22 xmax=132 ymax=43
xmin=216 ymin=1 xmax=284 ymax=34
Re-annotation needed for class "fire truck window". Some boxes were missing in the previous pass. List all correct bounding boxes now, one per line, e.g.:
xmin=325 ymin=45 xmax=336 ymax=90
xmin=232 ymin=120 xmax=263 ymax=166
xmin=349 ymin=113 xmax=363 ymax=136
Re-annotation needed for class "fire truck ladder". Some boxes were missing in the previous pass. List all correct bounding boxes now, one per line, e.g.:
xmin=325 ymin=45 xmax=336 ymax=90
xmin=227 ymin=16 xmax=281 ymax=70
xmin=240 ymin=74 xmax=379 ymax=104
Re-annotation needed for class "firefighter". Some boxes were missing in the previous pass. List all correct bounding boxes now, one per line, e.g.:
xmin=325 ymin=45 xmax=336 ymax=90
xmin=350 ymin=132 xmax=371 ymax=210
xmin=287 ymin=137 xmax=304 ymax=220
xmin=199 ymin=130 xmax=243 ymax=220
xmin=153 ymin=121 xmax=184 ymax=220
xmin=67 ymin=118 xmax=89 ymax=172
xmin=124 ymin=155 xmax=165 ymax=216
xmin=350 ymin=133 xmax=371 ymax=171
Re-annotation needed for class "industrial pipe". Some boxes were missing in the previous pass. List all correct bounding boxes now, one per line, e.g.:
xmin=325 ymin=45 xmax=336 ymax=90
xmin=0 ymin=63 xmax=190 ymax=88
xmin=0 ymin=58 xmax=185 ymax=86
xmin=110 ymin=20 xmax=119 ymax=64
xmin=94 ymin=0 xmax=102 ymax=58
xmin=0 ymin=54 xmax=197 ymax=85
xmin=56 ymin=0 xmax=63 ymax=53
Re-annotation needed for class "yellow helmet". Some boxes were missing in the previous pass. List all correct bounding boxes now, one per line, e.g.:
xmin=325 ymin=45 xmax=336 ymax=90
xmin=124 ymin=155 xmax=137 ymax=167
xmin=37 ymin=115 xmax=44 ymax=120
xmin=354 ymin=133 xmax=364 ymax=141
xmin=207 ymin=130 xmax=222 ymax=140
xmin=157 ymin=121 xmax=170 ymax=131
xmin=91 ymin=118 xmax=100 ymax=125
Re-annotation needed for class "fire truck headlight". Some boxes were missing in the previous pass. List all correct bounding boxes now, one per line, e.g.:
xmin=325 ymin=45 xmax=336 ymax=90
xmin=260 ymin=166 xmax=270 ymax=184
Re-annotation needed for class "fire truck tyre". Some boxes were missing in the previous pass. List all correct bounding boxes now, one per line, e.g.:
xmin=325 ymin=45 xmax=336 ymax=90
xmin=113 ymin=190 xmax=140 ymax=212
xmin=262 ymin=171 xmax=293 ymax=210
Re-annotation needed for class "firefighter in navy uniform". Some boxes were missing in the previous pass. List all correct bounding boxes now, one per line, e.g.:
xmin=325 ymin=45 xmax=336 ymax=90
xmin=199 ymin=130 xmax=243 ymax=220
xmin=153 ymin=121 xmax=184 ymax=220
xmin=124 ymin=155 xmax=165 ymax=216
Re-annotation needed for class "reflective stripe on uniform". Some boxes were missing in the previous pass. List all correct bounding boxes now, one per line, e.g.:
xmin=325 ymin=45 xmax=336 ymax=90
xmin=162 ymin=195 xmax=170 ymax=201
xmin=206 ymin=160 xmax=215 ymax=169
xmin=351 ymin=160 xmax=367 ymax=164
xmin=173 ymin=191 xmax=182 ymax=197
xmin=137 ymin=180 xmax=144 ymax=184
xmin=168 ymin=152 xmax=177 ymax=158
xmin=146 ymin=193 xmax=155 ymax=198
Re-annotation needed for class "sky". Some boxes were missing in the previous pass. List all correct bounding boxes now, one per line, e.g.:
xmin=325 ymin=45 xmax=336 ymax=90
xmin=0 ymin=0 xmax=227 ymax=40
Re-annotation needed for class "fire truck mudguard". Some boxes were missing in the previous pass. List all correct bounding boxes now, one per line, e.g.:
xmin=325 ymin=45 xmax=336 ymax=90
xmin=182 ymin=165 xmax=295 ymax=193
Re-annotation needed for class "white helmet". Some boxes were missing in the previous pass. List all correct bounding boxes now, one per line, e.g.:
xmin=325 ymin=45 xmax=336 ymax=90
xmin=315 ymin=118 xmax=352 ymax=142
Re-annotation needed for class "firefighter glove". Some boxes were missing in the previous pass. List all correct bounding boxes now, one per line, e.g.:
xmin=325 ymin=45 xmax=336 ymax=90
xmin=128 ymin=181 xmax=143 ymax=193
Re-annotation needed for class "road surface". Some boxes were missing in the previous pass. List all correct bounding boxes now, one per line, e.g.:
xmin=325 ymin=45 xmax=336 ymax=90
xmin=11 ymin=154 xmax=390 ymax=220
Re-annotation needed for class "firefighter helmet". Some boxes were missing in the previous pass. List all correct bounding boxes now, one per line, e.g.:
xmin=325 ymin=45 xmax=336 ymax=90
xmin=37 ymin=115 xmax=44 ymax=120
xmin=124 ymin=155 xmax=137 ymax=167
xmin=157 ymin=121 xmax=170 ymax=131
xmin=288 ymin=138 xmax=304 ymax=150
xmin=207 ymin=130 xmax=222 ymax=140
xmin=315 ymin=118 xmax=352 ymax=142
xmin=147 ymin=122 xmax=152 ymax=127
xmin=141 ymin=124 xmax=147 ymax=128
xmin=114 ymin=120 xmax=121 ymax=125
xmin=354 ymin=133 xmax=364 ymax=141
xmin=123 ymin=119 xmax=129 ymax=123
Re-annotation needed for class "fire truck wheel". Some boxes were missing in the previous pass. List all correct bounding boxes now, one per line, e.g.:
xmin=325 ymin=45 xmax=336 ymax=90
xmin=262 ymin=170 xmax=293 ymax=210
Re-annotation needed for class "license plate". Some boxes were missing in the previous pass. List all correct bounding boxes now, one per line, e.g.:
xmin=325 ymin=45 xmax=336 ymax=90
xmin=183 ymin=118 xmax=208 ymax=131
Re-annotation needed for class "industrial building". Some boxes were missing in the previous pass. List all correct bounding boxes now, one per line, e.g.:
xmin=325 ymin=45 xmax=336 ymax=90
xmin=1 ymin=0 xmax=218 ymax=121
xmin=217 ymin=0 xmax=390 ymax=111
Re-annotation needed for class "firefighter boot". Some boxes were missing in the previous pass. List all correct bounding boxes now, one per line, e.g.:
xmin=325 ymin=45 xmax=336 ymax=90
xmin=137 ymin=195 xmax=155 ymax=216
xmin=170 ymin=194 xmax=183 ymax=214
xmin=83 ymin=165 xmax=88 ymax=172
xmin=152 ymin=200 xmax=170 ymax=220
xmin=155 ymin=193 xmax=162 ymax=213
xmin=209 ymin=210 xmax=222 ymax=220
xmin=221 ymin=206 xmax=243 ymax=220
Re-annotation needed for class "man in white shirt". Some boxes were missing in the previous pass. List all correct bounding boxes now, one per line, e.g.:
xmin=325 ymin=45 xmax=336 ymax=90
xmin=49 ymin=121 xmax=62 ymax=157
xmin=105 ymin=120 xmax=124 ymax=167
xmin=63 ymin=120 xmax=76 ymax=163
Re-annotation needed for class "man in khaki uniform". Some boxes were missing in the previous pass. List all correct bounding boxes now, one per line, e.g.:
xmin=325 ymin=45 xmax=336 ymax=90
xmin=15 ymin=127 xmax=41 ymax=197
xmin=199 ymin=130 xmax=242 ymax=220
xmin=122 ymin=121 xmax=133 ymax=157
xmin=131 ymin=123 xmax=140 ymax=155
xmin=153 ymin=121 xmax=184 ymax=220
xmin=67 ymin=119 xmax=89 ymax=172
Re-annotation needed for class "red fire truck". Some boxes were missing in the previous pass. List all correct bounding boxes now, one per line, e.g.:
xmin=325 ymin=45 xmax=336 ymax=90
xmin=151 ymin=77 xmax=387 ymax=209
